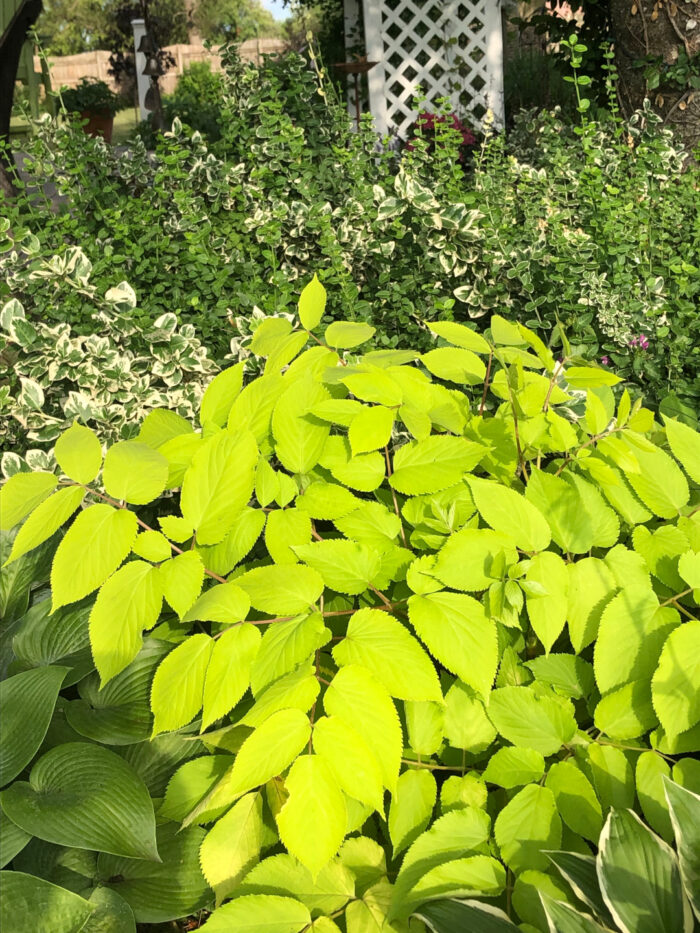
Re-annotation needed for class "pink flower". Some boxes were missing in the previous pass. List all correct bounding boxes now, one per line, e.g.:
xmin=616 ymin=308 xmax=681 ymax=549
xmin=601 ymin=356 xmax=610 ymax=366
xmin=629 ymin=334 xmax=650 ymax=350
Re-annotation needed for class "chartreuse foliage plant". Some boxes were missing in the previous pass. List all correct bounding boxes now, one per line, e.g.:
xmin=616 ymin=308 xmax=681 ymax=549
xmin=1 ymin=276 xmax=700 ymax=931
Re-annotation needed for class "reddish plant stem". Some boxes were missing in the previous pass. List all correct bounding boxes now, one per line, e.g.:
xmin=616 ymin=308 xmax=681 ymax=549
xmin=65 ymin=480 xmax=229 ymax=584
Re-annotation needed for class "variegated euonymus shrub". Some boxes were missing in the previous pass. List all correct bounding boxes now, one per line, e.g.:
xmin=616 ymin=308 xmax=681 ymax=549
xmin=0 ymin=249 xmax=218 ymax=458
xmin=1 ymin=277 xmax=699 ymax=931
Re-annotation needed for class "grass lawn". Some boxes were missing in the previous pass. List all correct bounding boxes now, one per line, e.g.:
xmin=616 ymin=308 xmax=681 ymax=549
xmin=111 ymin=108 xmax=140 ymax=145
xmin=9 ymin=108 xmax=141 ymax=148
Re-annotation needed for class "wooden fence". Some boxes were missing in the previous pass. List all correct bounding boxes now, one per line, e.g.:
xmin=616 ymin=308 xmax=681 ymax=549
xmin=33 ymin=38 xmax=288 ymax=96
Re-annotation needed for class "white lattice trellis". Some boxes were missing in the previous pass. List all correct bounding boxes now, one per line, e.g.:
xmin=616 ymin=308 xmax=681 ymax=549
xmin=346 ymin=0 xmax=504 ymax=136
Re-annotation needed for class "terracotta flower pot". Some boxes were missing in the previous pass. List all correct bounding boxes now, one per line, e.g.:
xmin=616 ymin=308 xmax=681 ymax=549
xmin=80 ymin=109 xmax=114 ymax=143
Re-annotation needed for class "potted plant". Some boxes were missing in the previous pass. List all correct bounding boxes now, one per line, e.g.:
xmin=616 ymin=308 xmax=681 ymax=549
xmin=60 ymin=78 xmax=124 ymax=143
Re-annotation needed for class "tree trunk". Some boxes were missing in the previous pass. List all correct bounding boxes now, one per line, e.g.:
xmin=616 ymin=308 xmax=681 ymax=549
xmin=0 ymin=0 xmax=43 ymax=196
xmin=610 ymin=0 xmax=700 ymax=151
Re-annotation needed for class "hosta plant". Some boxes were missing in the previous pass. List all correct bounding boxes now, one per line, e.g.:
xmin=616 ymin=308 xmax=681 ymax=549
xmin=417 ymin=779 xmax=700 ymax=932
xmin=1 ymin=277 xmax=699 ymax=931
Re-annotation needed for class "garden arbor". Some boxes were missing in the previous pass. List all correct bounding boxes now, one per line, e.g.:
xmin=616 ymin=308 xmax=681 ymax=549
xmin=345 ymin=0 xmax=505 ymax=136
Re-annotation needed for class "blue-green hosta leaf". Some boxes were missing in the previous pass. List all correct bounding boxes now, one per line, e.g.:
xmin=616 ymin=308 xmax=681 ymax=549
xmin=482 ymin=747 xmax=545 ymax=789
xmin=251 ymin=613 xmax=329 ymax=696
xmin=652 ymin=621 xmax=700 ymax=739
xmin=5 ymin=485 xmax=85 ymax=566
xmin=294 ymin=540 xmax=382 ymax=595
xmin=181 ymin=430 xmax=258 ymax=545
xmin=202 ymin=623 xmax=261 ymax=729
xmin=494 ymin=785 xmax=562 ymax=873
xmin=150 ymin=634 xmax=214 ymax=735
xmin=235 ymin=563 xmax=324 ymax=616
xmin=277 ymin=754 xmax=347 ymax=879
xmin=13 ymin=597 xmax=93 ymax=686
xmin=597 ymin=809 xmax=693 ymax=933
xmin=51 ymin=504 xmax=137 ymax=611
xmin=664 ymin=417 xmax=700 ymax=485
xmin=664 ymin=778 xmax=700 ymax=920
xmin=121 ymin=730 xmax=204 ymax=797
xmin=468 ymin=476 xmax=550 ymax=552
xmin=545 ymin=761 xmax=602 ymax=842
xmin=200 ymin=362 xmax=245 ymax=428
xmin=415 ymin=898 xmax=519 ymax=932
xmin=389 ymin=769 xmax=437 ymax=857
xmin=0 ymin=803 xmax=31 ymax=867
xmin=99 ymin=823 xmax=210 ymax=923
xmin=0 ymin=665 xmax=67 ymax=787
xmin=487 ymin=686 xmax=576 ymax=756
xmin=83 ymin=886 xmax=136 ymax=933
xmin=102 ymin=441 xmax=168 ymax=505
xmin=390 ymin=436 xmax=484 ymax=495
xmin=408 ymin=592 xmax=497 ymax=699
xmin=0 ymin=743 xmax=158 ymax=860
xmin=201 ymin=894 xmax=311 ymax=933
xmin=324 ymin=665 xmax=402 ymax=793
xmin=391 ymin=807 xmax=492 ymax=913
xmin=312 ymin=715 xmax=384 ymax=813
xmin=334 ymin=608 xmax=442 ymax=702
xmin=0 ymin=871 xmax=94 ymax=933
xmin=66 ymin=640 xmax=169 ymax=745
xmin=200 ymin=791 xmax=263 ymax=904
xmin=0 ymin=471 xmax=57 ymax=531
xmin=54 ymin=422 xmax=102 ymax=484
xmin=89 ymin=560 xmax=163 ymax=685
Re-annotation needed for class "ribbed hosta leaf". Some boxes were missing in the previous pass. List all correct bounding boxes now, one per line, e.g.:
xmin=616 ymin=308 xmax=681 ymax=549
xmin=0 ymin=871 xmax=94 ymax=933
xmin=0 ymin=665 xmax=67 ymax=787
xmin=12 ymin=597 xmax=93 ymax=686
xmin=1 ymin=743 xmax=158 ymax=860
xmin=99 ymin=823 xmax=210 ymax=923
